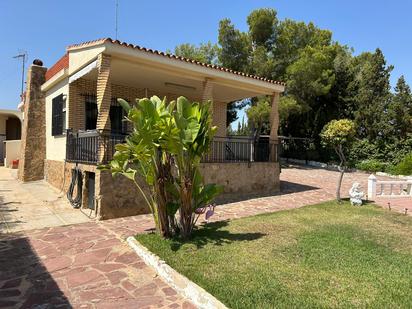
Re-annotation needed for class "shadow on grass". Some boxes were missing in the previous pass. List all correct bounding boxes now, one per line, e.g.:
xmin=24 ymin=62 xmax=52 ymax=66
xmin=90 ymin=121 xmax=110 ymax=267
xmin=169 ymin=220 xmax=265 ymax=251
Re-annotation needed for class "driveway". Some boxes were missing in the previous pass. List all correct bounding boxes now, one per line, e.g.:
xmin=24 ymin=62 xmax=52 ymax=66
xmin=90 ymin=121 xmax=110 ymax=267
xmin=0 ymin=165 xmax=410 ymax=308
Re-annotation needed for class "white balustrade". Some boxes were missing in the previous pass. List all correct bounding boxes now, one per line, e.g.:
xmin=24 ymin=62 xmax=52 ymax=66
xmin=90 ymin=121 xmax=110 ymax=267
xmin=368 ymin=174 xmax=412 ymax=200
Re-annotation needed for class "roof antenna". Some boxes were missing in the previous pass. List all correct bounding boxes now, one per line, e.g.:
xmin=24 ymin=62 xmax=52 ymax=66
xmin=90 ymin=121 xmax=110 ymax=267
xmin=13 ymin=51 xmax=27 ymax=98
xmin=115 ymin=0 xmax=119 ymax=40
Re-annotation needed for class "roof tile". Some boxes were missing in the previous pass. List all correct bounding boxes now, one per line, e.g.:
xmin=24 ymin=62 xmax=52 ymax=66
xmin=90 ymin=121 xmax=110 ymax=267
xmin=67 ymin=38 xmax=285 ymax=86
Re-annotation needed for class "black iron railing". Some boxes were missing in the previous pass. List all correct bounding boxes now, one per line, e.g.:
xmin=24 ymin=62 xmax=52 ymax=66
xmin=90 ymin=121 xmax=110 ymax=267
xmin=66 ymin=130 xmax=126 ymax=165
xmin=66 ymin=132 xmax=279 ymax=165
xmin=279 ymin=136 xmax=314 ymax=163
xmin=201 ymin=136 xmax=279 ymax=163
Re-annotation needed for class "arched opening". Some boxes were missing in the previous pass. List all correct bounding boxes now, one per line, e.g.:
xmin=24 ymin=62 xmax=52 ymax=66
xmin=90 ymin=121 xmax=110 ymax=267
xmin=6 ymin=116 xmax=22 ymax=140
xmin=0 ymin=110 xmax=23 ymax=166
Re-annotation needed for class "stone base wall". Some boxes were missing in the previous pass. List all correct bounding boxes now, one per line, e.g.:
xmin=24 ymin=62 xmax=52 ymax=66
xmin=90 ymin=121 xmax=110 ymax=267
xmin=44 ymin=159 xmax=150 ymax=220
xmin=44 ymin=160 xmax=96 ymax=192
xmin=44 ymin=160 xmax=279 ymax=220
xmin=199 ymin=162 xmax=280 ymax=194
xmin=95 ymin=171 xmax=150 ymax=220
xmin=44 ymin=160 xmax=72 ymax=192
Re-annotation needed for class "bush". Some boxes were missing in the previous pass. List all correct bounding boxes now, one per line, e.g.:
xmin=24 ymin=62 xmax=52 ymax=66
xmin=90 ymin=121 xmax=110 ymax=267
xmin=392 ymin=153 xmax=412 ymax=176
xmin=348 ymin=139 xmax=381 ymax=164
xmin=355 ymin=159 xmax=387 ymax=173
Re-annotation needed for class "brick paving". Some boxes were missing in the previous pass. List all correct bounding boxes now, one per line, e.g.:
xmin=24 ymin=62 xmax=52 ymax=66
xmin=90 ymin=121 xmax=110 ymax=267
xmin=1 ymin=165 xmax=410 ymax=308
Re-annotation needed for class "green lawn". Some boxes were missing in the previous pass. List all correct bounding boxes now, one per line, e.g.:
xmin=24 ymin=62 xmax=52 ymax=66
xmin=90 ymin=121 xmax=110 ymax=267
xmin=137 ymin=201 xmax=412 ymax=308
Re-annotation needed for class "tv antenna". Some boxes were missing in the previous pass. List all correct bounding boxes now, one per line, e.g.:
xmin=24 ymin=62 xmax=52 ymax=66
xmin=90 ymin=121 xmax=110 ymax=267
xmin=115 ymin=0 xmax=119 ymax=40
xmin=13 ymin=52 xmax=27 ymax=97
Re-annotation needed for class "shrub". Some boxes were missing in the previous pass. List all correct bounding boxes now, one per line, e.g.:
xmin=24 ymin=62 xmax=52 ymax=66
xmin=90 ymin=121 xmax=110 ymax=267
xmin=320 ymin=119 xmax=356 ymax=201
xmin=355 ymin=159 xmax=387 ymax=173
xmin=392 ymin=153 xmax=412 ymax=176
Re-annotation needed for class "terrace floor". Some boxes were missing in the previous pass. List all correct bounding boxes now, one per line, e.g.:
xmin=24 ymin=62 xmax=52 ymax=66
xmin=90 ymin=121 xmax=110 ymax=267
xmin=0 ymin=165 xmax=410 ymax=307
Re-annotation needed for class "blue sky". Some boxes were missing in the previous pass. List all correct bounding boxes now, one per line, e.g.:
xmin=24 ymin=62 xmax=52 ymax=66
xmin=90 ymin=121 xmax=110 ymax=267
xmin=0 ymin=0 xmax=411 ymax=112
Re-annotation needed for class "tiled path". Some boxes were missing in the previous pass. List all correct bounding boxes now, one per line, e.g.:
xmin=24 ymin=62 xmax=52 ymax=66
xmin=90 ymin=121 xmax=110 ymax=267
xmin=1 ymin=165 xmax=410 ymax=308
xmin=0 ymin=168 xmax=90 ymax=233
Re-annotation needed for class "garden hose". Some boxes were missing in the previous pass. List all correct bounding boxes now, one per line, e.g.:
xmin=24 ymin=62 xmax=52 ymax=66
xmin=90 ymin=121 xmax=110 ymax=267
xmin=67 ymin=167 xmax=83 ymax=209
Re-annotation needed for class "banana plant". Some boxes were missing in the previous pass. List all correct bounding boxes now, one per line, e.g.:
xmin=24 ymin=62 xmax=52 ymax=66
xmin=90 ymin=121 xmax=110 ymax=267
xmin=100 ymin=95 xmax=222 ymax=239
xmin=170 ymin=97 xmax=223 ymax=239
xmin=100 ymin=96 xmax=178 ymax=237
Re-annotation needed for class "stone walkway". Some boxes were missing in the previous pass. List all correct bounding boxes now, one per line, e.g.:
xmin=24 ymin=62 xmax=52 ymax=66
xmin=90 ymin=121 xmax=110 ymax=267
xmin=1 ymin=165 xmax=410 ymax=308
xmin=0 ymin=221 xmax=193 ymax=308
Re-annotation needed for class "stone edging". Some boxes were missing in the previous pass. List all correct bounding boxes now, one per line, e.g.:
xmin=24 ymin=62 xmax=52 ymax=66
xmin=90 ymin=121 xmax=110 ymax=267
xmin=126 ymin=236 xmax=228 ymax=309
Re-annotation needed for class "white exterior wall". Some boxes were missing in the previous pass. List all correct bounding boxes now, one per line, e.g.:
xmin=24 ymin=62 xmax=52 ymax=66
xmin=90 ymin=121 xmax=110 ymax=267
xmin=4 ymin=140 xmax=21 ymax=167
xmin=45 ymin=78 xmax=69 ymax=161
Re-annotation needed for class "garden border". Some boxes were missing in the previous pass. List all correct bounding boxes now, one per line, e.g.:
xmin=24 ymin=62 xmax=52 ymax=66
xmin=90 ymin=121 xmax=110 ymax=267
xmin=126 ymin=236 xmax=228 ymax=309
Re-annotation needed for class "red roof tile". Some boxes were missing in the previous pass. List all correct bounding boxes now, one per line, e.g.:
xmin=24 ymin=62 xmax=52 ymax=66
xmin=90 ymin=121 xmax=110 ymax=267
xmin=45 ymin=53 xmax=69 ymax=81
xmin=67 ymin=38 xmax=286 ymax=86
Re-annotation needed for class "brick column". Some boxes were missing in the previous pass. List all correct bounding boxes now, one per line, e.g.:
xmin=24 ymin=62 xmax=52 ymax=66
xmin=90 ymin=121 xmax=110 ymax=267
xmin=18 ymin=62 xmax=47 ymax=181
xmin=201 ymin=78 xmax=226 ymax=135
xmin=269 ymin=92 xmax=280 ymax=140
xmin=96 ymin=54 xmax=112 ymax=132
xmin=96 ymin=54 xmax=112 ymax=163
xmin=269 ymin=92 xmax=280 ymax=162
xmin=201 ymin=78 xmax=213 ymax=103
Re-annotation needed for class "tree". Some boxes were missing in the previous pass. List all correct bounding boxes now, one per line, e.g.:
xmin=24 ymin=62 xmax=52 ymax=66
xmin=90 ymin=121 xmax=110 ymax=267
xmin=320 ymin=119 xmax=356 ymax=202
xmin=353 ymin=49 xmax=393 ymax=140
xmin=246 ymin=97 xmax=271 ymax=140
xmin=273 ymin=19 xmax=332 ymax=79
xmin=102 ymin=96 xmax=223 ymax=239
xmin=247 ymin=8 xmax=278 ymax=49
xmin=173 ymin=42 xmax=219 ymax=64
xmin=227 ymin=99 xmax=250 ymax=126
xmin=388 ymin=76 xmax=412 ymax=137
xmin=218 ymin=18 xmax=250 ymax=72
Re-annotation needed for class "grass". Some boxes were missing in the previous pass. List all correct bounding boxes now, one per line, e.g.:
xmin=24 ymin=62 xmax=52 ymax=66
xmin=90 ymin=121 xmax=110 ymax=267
xmin=137 ymin=201 xmax=412 ymax=308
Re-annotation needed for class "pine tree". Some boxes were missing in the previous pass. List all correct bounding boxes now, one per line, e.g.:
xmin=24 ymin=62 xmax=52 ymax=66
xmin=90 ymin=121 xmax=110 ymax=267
xmin=353 ymin=48 xmax=393 ymax=140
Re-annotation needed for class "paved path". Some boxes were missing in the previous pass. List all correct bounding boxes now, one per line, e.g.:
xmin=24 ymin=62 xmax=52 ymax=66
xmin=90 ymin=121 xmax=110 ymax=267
xmin=0 ymin=168 xmax=90 ymax=233
xmin=1 ymin=165 xmax=410 ymax=308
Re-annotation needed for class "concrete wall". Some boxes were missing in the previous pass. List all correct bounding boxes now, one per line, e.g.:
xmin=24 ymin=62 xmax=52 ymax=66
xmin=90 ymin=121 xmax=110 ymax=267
xmin=200 ymin=162 xmax=280 ymax=194
xmin=4 ymin=140 xmax=21 ymax=167
xmin=45 ymin=78 xmax=69 ymax=161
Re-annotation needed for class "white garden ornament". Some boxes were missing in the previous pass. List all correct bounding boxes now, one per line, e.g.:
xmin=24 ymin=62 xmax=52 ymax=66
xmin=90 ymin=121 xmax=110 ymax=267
xmin=349 ymin=182 xmax=364 ymax=206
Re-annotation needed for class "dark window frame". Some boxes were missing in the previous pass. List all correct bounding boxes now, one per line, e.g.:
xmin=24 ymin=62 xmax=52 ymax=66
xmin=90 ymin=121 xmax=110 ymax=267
xmin=83 ymin=95 xmax=128 ymax=134
xmin=84 ymin=94 xmax=98 ymax=131
xmin=52 ymin=94 xmax=65 ymax=136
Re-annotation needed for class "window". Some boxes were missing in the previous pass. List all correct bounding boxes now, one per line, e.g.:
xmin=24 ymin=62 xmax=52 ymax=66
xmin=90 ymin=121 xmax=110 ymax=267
xmin=110 ymin=98 xmax=127 ymax=134
xmin=85 ymin=95 xmax=97 ymax=130
xmin=83 ymin=96 xmax=127 ymax=133
xmin=51 ymin=94 xmax=65 ymax=136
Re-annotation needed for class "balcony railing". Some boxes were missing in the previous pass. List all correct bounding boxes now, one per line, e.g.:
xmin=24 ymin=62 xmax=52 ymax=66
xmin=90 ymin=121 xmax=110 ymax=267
xmin=66 ymin=130 xmax=126 ymax=165
xmin=66 ymin=131 xmax=279 ymax=165
xmin=201 ymin=136 xmax=279 ymax=163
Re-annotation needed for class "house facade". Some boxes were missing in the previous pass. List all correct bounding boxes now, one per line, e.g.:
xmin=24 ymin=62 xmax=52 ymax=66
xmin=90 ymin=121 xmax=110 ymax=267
xmin=18 ymin=38 xmax=285 ymax=219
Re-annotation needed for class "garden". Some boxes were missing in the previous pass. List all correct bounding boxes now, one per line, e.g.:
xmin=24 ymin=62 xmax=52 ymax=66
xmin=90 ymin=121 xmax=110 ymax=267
xmin=137 ymin=201 xmax=412 ymax=308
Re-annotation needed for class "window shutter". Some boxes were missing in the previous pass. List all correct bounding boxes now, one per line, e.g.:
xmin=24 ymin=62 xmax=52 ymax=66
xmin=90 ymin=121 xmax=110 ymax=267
xmin=52 ymin=94 xmax=64 ymax=136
